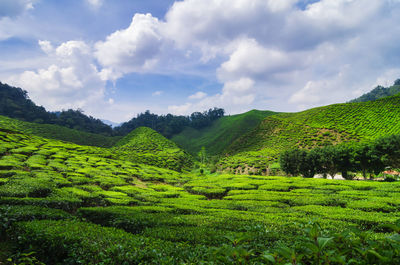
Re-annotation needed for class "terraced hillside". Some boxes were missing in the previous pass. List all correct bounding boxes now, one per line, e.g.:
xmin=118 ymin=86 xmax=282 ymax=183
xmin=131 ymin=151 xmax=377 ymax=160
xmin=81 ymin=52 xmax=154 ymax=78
xmin=219 ymin=94 xmax=400 ymax=173
xmin=1 ymin=125 xmax=400 ymax=264
xmin=0 ymin=115 xmax=120 ymax=148
xmin=171 ymin=110 xmax=277 ymax=156
xmin=113 ymin=127 xmax=194 ymax=172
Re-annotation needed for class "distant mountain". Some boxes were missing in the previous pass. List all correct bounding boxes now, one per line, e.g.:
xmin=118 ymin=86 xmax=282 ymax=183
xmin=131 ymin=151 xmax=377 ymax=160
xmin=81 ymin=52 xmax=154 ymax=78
xmin=218 ymin=94 xmax=400 ymax=174
xmin=171 ymin=110 xmax=277 ymax=157
xmin=349 ymin=79 xmax=400 ymax=103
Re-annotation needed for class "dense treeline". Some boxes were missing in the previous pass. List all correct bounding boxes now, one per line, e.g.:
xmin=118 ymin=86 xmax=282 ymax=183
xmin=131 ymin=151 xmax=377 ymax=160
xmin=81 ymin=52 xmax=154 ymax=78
xmin=0 ymin=82 xmax=113 ymax=135
xmin=114 ymin=108 xmax=225 ymax=138
xmin=280 ymin=134 xmax=400 ymax=179
xmin=349 ymin=79 xmax=400 ymax=103
xmin=0 ymin=82 xmax=225 ymax=138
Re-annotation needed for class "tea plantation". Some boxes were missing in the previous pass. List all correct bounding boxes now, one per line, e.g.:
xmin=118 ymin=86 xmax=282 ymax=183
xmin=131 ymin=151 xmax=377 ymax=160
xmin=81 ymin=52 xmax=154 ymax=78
xmin=219 ymin=94 xmax=400 ymax=173
xmin=0 ymin=121 xmax=399 ymax=264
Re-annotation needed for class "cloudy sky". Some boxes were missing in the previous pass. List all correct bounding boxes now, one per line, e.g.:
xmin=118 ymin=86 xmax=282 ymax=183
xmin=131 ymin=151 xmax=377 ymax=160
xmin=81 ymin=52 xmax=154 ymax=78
xmin=1 ymin=0 xmax=400 ymax=122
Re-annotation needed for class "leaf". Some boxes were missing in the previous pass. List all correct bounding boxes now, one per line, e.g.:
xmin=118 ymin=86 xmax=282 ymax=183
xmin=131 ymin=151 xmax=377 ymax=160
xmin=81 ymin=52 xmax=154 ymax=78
xmin=262 ymin=253 xmax=276 ymax=263
xmin=317 ymin=237 xmax=333 ymax=250
xmin=367 ymin=250 xmax=388 ymax=262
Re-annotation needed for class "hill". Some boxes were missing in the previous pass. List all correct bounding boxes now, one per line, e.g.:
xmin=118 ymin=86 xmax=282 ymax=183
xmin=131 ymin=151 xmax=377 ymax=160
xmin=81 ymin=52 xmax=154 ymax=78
xmin=113 ymin=127 xmax=194 ymax=171
xmin=219 ymin=94 xmax=400 ymax=174
xmin=349 ymin=79 xmax=400 ymax=103
xmin=0 ymin=115 xmax=120 ymax=148
xmin=0 ymin=123 xmax=399 ymax=264
xmin=171 ymin=110 xmax=277 ymax=157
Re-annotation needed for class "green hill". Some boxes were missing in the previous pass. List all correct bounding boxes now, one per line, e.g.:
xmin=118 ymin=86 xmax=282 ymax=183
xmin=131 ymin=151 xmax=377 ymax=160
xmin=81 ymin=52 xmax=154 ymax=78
xmin=113 ymin=127 xmax=194 ymax=171
xmin=219 ymin=94 xmax=400 ymax=173
xmin=171 ymin=110 xmax=277 ymax=157
xmin=1 ymin=122 xmax=400 ymax=264
xmin=349 ymin=79 xmax=400 ymax=103
xmin=0 ymin=115 xmax=120 ymax=148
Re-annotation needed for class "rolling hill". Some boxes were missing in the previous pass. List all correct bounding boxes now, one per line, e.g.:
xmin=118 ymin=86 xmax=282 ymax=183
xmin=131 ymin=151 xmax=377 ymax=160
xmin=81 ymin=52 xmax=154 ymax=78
xmin=219 ymin=93 xmax=400 ymax=174
xmin=171 ymin=110 xmax=277 ymax=157
xmin=1 ymin=115 xmax=399 ymax=264
xmin=113 ymin=127 xmax=194 ymax=171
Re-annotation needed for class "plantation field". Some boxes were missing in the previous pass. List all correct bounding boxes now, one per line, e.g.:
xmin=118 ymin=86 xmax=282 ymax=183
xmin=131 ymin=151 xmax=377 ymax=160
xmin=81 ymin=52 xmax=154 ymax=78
xmin=1 ymin=127 xmax=399 ymax=264
xmin=219 ymin=94 xmax=400 ymax=173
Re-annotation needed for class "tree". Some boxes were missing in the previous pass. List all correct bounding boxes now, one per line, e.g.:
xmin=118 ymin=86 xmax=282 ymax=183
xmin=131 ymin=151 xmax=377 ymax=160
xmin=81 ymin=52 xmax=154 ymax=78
xmin=198 ymin=146 xmax=207 ymax=164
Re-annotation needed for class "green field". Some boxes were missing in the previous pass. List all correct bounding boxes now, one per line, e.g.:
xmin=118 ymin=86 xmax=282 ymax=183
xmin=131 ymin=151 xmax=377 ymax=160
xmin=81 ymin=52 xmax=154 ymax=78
xmin=219 ymin=94 xmax=400 ymax=173
xmin=172 ymin=110 xmax=276 ymax=157
xmin=0 ymin=122 xmax=399 ymax=264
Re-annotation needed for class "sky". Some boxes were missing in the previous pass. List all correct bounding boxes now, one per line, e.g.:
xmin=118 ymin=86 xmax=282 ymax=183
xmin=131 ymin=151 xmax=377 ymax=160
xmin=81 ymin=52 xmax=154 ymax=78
xmin=1 ymin=0 xmax=400 ymax=123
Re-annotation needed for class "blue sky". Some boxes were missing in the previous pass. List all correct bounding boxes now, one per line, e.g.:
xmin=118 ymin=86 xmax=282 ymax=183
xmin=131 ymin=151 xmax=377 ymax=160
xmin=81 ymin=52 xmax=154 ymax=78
xmin=1 ymin=0 xmax=400 ymax=122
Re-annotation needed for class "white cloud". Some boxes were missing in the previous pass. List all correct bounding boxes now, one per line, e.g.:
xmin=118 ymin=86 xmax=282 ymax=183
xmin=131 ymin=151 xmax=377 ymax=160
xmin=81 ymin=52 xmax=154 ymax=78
xmin=95 ymin=13 xmax=164 ymax=80
xmin=6 ymin=40 xmax=106 ymax=115
xmin=4 ymin=0 xmax=400 ymax=120
xmin=0 ymin=0 xmax=35 ymax=18
xmin=188 ymin=91 xmax=207 ymax=100
xmin=86 ymin=0 xmax=103 ymax=9
xmin=152 ymin=90 xmax=163 ymax=96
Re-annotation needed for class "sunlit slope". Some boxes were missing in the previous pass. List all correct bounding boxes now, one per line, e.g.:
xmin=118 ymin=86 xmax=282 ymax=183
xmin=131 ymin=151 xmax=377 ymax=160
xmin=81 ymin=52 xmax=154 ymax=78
xmin=113 ymin=127 xmax=194 ymax=171
xmin=171 ymin=110 xmax=277 ymax=156
xmin=220 ymin=94 xmax=400 ymax=172
xmin=0 ymin=115 xmax=120 ymax=148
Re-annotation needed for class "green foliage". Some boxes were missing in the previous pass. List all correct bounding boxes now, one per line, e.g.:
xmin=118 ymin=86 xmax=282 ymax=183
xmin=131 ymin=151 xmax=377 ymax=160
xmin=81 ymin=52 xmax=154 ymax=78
xmin=280 ymin=135 xmax=400 ymax=178
xmin=221 ymin=94 xmax=400 ymax=172
xmin=172 ymin=109 xmax=277 ymax=156
xmin=113 ymin=127 xmax=194 ymax=171
xmin=1 ymin=113 xmax=400 ymax=263
xmin=114 ymin=108 xmax=225 ymax=138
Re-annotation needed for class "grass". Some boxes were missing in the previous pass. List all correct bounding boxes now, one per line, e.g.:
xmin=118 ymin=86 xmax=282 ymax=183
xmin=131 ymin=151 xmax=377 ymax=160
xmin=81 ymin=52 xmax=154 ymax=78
xmin=171 ymin=110 xmax=277 ymax=156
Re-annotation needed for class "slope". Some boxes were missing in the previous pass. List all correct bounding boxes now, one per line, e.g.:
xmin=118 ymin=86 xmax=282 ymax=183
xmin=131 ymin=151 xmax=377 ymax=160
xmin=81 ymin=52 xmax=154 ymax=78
xmin=219 ymin=94 xmax=400 ymax=173
xmin=113 ymin=127 xmax=194 ymax=172
xmin=171 ymin=110 xmax=277 ymax=157
xmin=0 ymin=115 xmax=120 ymax=148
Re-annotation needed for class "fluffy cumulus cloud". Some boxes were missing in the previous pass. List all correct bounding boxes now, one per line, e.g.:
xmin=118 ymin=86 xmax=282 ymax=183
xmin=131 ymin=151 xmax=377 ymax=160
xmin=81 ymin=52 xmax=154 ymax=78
xmin=4 ymin=0 xmax=400 ymax=119
xmin=6 ymin=40 xmax=107 ymax=114
xmin=95 ymin=13 xmax=165 ymax=81
xmin=160 ymin=0 xmax=400 ymax=113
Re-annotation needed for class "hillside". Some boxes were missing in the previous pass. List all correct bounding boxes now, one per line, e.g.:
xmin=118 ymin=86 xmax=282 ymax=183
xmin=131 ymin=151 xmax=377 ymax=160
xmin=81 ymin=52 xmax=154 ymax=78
xmin=171 ymin=110 xmax=277 ymax=157
xmin=0 ymin=115 xmax=120 ymax=148
xmin=219 ymin=94 xmax=400 ymax=173
xmin=113 ymin=127 xmax=194 ymax=171
xmin=1 ymin=124 xmax=399 ymax=264
xmin=349 ymin=79 xmax=400 ymax=103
